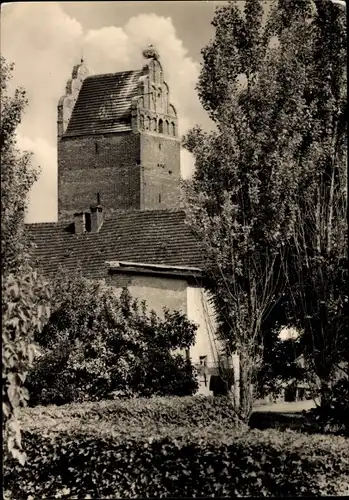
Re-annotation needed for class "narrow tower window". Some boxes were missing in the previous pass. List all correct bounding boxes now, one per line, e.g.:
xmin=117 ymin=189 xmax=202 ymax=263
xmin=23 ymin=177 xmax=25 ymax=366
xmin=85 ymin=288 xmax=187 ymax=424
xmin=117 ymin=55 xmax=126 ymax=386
xmin=158 ymin=193 xmax=161 ymax=203
xmin=95 ymin=142 xmax=99 ymax=154
xmin=159 ymin=119 xmax=163 ymax=134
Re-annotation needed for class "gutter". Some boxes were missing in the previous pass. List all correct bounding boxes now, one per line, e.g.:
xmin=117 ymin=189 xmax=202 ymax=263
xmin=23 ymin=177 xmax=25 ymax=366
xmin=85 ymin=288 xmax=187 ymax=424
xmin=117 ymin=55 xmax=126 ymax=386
xmin=106 ymin=260 xmax=203 ymax=279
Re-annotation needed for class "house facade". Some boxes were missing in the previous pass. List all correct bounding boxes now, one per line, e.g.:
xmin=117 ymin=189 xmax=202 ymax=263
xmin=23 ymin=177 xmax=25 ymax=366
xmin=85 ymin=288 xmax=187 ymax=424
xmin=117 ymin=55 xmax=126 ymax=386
xmin=26 ymin=46 xmax=224 ymax=395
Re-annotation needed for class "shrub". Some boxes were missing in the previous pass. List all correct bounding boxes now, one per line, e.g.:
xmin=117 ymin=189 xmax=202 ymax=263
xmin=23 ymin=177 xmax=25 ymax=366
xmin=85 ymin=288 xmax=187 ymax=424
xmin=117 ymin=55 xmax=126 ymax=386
xmin=27 ymin=273 xmax=199 ymax=405
xmin=304 ymin=378 xmax=349 ymax=436
xmin=4 ymin=417 xmax=349 ymax=498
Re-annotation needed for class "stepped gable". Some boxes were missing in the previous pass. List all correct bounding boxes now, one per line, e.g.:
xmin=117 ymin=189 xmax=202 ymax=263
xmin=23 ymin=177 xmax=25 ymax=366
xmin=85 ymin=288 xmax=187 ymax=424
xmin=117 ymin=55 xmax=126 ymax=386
xmin=64 ymin=69 xmax=144 ymax=137
xmin=26 ymin=210 xmax=203 ymax=280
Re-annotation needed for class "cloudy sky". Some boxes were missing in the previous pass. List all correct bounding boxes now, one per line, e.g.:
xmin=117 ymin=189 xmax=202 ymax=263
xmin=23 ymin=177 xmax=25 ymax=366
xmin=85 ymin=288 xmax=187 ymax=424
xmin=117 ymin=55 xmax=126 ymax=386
xmin=1 ymin=1 xmax=229 ymax=223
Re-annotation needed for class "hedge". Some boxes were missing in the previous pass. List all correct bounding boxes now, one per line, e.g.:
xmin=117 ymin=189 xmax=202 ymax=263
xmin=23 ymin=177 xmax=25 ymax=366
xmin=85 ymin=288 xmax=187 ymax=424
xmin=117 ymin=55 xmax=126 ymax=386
xmin=4 ymin=416 xmax=349 ymax=498
xmin=19 ymin=395 xmax=242 ymax=430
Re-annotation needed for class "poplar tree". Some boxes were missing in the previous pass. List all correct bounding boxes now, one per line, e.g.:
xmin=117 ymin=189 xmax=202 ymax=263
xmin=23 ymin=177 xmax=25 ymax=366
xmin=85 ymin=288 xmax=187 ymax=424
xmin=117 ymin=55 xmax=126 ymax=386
xmin=183 ymin=0 xmax=347 ymax=420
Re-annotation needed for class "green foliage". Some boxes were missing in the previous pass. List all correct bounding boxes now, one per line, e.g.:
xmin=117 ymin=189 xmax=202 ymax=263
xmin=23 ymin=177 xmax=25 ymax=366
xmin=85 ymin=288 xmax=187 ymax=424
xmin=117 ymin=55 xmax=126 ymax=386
xmin=4 ymin=407 xmax=349 ymax=498
xmin=2 ymin=270 xmax=50 ymax=465
xmin=27 ymin=271 xmax=198 ymax=404
xmin=256 ymin=335 xmax=307 ymax=399
xmin=277 ymin=0 xmax=348 ymax=388
xmin=19 ymin=395 xmax=242 ymax=430
xmin=305 ymin=378 xmax=349 ymax=436
xmin=1 ymin=56 xmax=50 ymax=466
xmin=0 ymin=56 xmax=39 ymax=276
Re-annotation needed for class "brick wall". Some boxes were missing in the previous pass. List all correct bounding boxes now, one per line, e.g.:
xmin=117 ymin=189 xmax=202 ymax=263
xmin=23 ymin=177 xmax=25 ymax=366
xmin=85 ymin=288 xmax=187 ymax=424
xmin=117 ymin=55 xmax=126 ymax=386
xmin=140 ymin=132 xmax=180 ymax=210
xmin=58 ymin=132 xmax=141 ymax=220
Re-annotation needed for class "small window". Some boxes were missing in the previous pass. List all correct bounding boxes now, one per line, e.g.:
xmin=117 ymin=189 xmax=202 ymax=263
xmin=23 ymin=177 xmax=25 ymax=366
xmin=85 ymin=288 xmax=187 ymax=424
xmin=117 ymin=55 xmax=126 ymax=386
xmin=95 ymin=142 xmax=99 ymax=154
xmin=159 ymin=143 xmax=161 ymax=150
xmin=199 ymin=355 xmax=207 ymax=367
xmin=85 ymin=212 xmax=92 ymax=232
xmin=159 ymin=119 xmax=163 ymax=134
xmin=158 ymin=193 xmax=161 ymax=203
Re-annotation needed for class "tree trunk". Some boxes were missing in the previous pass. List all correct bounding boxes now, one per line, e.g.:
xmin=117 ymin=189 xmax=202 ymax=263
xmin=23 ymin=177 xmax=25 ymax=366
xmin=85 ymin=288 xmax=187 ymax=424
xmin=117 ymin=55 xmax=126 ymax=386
xmin=232 ymin=352 xmax=240 ymax=408
xmin=239 ymin=352 xmax=253 ymax=422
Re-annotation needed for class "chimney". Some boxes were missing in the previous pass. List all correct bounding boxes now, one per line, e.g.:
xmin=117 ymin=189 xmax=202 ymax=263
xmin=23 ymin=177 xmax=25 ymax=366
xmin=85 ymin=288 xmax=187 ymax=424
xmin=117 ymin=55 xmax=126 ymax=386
xmin=90 ymin=205 xmax=103 ymax=233
xmin=74 ymin=211 xmax=86 ymax=234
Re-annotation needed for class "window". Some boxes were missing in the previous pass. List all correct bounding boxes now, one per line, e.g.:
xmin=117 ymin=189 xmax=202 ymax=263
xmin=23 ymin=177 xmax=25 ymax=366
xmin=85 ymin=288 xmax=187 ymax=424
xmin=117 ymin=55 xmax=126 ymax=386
xmin=199 ymin=355 xmax=207 ymax=367
xmin=152 ymin=118 xmax=157 ymax=132
xmin=85 ymin=212 xmax=91 ymax=232
xmin=199 ymin=356 xmax=208 ymax=387
xmin=158 ymin=119 xmax=163 ymax=134
xmin=158 ymin=193 xmax=161 ymax=203
xmin=95 ymin=142 xmax=99 ymax=154
xmin=159 ymin=143 xmax=162 ymax=150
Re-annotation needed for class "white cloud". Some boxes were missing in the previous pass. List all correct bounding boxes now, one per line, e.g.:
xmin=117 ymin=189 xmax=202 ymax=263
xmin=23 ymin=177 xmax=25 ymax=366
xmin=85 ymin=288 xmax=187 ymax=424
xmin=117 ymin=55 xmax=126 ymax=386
xmin=1 ymin=2 xmax=201 ymax=222
xmin=16 ymin=135 xmax=57 ymax=223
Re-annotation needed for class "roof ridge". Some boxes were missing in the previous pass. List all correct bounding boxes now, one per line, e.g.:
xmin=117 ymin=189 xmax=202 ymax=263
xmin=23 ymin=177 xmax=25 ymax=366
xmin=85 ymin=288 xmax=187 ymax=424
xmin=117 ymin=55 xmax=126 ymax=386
xmin=86 ymin=69 xmax=143 ymax=80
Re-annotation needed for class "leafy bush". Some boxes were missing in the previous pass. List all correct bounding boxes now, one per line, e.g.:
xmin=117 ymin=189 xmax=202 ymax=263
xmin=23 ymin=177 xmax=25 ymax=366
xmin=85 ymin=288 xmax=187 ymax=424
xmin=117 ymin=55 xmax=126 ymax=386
xmin=4 ymin=414 xmax=349 ymax=498
xmin=2 ymin=270 xmax=50 ymax=465
xmin=304 ymin=378 xmax=349 ymax=436
xmin=27 ymin=273 xmax=198 ymax=405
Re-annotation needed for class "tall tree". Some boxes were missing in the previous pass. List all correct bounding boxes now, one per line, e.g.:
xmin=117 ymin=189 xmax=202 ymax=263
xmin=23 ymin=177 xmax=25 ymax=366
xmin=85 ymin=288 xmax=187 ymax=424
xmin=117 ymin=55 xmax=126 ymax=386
xmin=1 ymin=56 xmax=38 ymax=275
xmin=1 ymin=57 xmax=50 ymax=465
xmin=183 ymin=0 xmax=347 ymax=420
xmin=280 ymin=0 xmax=348 ymax=390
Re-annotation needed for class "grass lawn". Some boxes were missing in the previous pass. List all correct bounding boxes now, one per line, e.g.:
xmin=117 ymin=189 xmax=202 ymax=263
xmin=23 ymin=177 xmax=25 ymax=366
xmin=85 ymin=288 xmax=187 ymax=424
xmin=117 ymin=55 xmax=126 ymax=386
xmin=249 ymin=399 xmax=320 ymax=432
xmin=253 ymin=399 xmax=319 ymax=413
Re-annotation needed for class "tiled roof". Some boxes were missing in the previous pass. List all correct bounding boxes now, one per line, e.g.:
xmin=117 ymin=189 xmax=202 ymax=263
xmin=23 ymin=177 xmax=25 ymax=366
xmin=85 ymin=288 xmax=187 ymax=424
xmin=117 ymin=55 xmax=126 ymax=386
xmin=64 ymin=70 xmax=143 ymax=137
xmin=26 ymin=210 xmax=204 ymax=280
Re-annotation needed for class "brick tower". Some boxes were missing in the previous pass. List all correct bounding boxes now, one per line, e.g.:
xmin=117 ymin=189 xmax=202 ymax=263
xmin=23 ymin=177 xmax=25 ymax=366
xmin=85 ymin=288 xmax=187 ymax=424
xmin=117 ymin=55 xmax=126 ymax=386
xmin=57 ymin=46 xmax=180 ymax=221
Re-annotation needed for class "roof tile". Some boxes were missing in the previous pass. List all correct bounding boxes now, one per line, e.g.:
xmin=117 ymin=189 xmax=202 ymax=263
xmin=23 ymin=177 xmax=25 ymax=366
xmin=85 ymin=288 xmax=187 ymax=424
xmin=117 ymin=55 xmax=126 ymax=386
xmin=64 ymin=70 xmax=143 ymax=137
xmin=26 ymin=210 xmax=203 ymax=280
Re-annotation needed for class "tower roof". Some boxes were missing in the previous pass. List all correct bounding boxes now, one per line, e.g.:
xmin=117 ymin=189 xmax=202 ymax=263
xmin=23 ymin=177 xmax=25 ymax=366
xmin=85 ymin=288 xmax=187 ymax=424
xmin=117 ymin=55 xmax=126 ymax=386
xmin=64 ymin=69 xmax=143 ymax=137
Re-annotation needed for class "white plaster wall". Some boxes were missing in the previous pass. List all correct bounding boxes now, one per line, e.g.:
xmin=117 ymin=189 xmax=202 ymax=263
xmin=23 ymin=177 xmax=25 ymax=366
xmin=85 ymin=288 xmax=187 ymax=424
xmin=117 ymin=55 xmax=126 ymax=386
xmin=187 ymin=286 xmax=223 ymax=395
xmin=187 ymin=286 xmax=219 ymax=364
